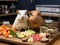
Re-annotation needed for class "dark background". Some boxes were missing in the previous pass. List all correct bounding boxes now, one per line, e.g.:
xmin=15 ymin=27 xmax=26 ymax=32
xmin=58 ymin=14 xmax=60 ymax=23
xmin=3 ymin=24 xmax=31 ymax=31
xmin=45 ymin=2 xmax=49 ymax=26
xmin=36 ymin=0 xmax=60 ymax=5
xmin=0 ymin=0 xmax=60 ymax=25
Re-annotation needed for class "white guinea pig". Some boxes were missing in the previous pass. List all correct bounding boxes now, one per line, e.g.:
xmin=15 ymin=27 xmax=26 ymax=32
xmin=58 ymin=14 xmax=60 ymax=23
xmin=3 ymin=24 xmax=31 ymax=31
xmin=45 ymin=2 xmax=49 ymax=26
xmin=13 ymin=10 xmax=28 ymax=30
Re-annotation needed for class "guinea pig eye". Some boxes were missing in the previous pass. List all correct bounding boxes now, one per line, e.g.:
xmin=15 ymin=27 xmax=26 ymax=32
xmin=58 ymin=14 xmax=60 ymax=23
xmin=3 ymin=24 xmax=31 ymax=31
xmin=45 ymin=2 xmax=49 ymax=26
xmin=25 ymin=13 xmax=27 ymax=15
xmin=30 ymin=13 xmax=33 ymax=16
xmin=31 ymin=14 xmax=33 ymax=16
xmin=19 ymin=13 xmax=21 ymax=15
xmin=38 ymin=13 xmax=40 ymax=16
xmin=38 ymin=14 xmax=40 ymax=16
xmin=25 ymin=12 xmax=28 ymax=15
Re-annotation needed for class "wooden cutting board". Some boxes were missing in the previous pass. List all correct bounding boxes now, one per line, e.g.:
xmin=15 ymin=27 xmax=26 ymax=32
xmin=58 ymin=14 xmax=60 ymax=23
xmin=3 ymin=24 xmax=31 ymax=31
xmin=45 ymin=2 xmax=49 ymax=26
xmin=0 ymin=32 xmax=60 ymax=45
xmin=0 ymin=35 xmax=47 ymax=45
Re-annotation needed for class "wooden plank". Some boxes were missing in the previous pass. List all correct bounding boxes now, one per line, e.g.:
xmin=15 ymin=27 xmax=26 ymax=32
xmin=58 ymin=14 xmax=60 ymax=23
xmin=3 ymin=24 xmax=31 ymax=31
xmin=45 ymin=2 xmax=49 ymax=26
xmin=0 ymin=35 xmax=46 ymax=45
xmin=0 ymin=32 xmax=59 ymax=45
xmin=41 ymin=14 xmax=60 ymax=17
xmin=0 ymin=13 xmax=17 ymax=17
xmin=0 ymin=42 xmax=10 ymax=45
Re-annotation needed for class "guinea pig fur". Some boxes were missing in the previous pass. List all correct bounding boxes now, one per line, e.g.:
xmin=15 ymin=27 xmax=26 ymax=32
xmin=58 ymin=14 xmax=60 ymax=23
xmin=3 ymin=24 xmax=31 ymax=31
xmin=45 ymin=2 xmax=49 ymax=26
xmin=28 ymin=10 xmax=43 ymax=30
xmin=13 ymin=10 xmax=28 ymax=30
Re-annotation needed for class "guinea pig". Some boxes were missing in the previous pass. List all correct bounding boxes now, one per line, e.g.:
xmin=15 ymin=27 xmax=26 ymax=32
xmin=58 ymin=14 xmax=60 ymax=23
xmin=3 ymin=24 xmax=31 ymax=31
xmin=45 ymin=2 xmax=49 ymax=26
xmin=28 ymin=10 xmax=43 ymax=32
xmin=13 ymin=10 xmax=28 ymax=31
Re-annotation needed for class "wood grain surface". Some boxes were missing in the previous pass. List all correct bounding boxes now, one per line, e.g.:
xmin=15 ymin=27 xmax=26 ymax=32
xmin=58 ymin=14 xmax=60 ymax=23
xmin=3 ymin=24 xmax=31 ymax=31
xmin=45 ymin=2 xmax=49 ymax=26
xmin=0 ymin=32 xmax=59 ymax=45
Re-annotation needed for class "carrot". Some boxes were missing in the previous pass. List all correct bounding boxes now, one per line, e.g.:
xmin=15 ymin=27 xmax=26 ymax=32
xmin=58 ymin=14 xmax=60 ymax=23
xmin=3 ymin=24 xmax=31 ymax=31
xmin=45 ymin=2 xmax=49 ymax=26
xmin=4 ymin=34 xmax=9 ymax=37
xmin=7 ymin=31 xmax=10 ymax=34
xmin=0 ymin=24 xmax=17 ymax=37
xmin=0 ymin=31 xmax=2 ymax=35
xmin=1 ymin=25 xmax=6 ymax=29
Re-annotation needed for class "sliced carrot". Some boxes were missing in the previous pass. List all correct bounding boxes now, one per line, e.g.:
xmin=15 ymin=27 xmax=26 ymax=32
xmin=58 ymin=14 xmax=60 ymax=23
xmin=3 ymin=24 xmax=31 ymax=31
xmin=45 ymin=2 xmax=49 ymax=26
xmin=0 ymin=31 xmax=2 ymax=35
xmin=3 ymin=31 xmax=7 ymax=35
xmin=0 ymin=24 xmax=17 ymax=37
xmin=4 ymin=34 xmax=9 ymax=37
xmin=6 ymin=27 xmax=10 ymax=30
xmin=1 ymin=25 xmax=6 ymax=29
xmin=7 ymin=31 xmax=10 ymax=34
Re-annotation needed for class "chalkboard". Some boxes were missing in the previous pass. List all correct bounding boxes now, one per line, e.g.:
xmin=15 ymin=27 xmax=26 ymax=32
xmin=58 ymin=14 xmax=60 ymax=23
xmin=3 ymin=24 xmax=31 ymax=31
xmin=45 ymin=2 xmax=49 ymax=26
xmin=36 ymin=0 xmax=60 ymax=5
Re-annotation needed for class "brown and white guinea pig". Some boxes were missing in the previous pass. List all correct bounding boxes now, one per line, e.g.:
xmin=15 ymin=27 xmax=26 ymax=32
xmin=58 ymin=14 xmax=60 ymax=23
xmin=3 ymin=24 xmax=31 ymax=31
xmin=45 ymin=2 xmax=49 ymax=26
xmin=13 ymin=10 xmax=28 ymax=31
xmin=28 ymin=10 xmax=43 ymax=32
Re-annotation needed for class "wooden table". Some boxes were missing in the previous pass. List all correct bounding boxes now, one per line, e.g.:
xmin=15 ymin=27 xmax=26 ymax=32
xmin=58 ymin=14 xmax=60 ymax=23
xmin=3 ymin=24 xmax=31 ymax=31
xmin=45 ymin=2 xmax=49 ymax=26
xmin=0 ymin=42 xmax=10 ymax=45
xmin=0 ymin=35 xmax=47 ymax=45
xmin=0 ymin=32 xmax=59 ymax=45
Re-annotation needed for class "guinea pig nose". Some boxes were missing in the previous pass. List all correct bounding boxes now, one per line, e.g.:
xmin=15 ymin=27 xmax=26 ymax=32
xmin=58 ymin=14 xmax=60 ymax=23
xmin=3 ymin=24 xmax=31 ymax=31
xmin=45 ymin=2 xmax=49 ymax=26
xmin=22 ymin=17 xmax=24 ymax=18
xmin=35 ymin=18 xmax=37 ymax=19
xmin=22 ymin=17 xmax=24 ymax=20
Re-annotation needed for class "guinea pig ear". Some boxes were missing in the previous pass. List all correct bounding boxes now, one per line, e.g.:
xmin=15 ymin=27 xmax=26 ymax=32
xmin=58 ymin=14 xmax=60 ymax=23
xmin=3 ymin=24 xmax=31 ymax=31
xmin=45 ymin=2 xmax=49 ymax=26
xmin=25 ymin=10 xmax=28 ymax=12
xmin=16 ymin=10 xmax=20 ymax=14
xmin=25 ymin=10 xmax=27 ymax=13
xmin=16 ymin=10 xmax=21 ymax=15
xmin=38 ymin=11 xmax=41 ymax=16
xmin=28 ymin=11 xmax=32 ymax=16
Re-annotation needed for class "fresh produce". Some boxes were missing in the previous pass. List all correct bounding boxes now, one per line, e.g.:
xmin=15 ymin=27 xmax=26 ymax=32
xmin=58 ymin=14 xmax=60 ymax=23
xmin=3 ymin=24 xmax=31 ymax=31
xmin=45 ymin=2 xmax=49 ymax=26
xmin=39 ymin=33 xmax=46 ymax=38
xmin=0 ymin=25 xmax=16 ymax=37
xmin=28 ymin=37 xmax=34 ymax=43
xmin=9 ymin=29 xmax=18 ymax=38
xmin=16 ymin=32 xmax=25 ymax=38
xmin=16 ymin=30 xmax=35 ymax=38
xmin=32 ymin=34 xmax=42 ymax=42
xmin=25 ymin=30 xmax=36 ymax=36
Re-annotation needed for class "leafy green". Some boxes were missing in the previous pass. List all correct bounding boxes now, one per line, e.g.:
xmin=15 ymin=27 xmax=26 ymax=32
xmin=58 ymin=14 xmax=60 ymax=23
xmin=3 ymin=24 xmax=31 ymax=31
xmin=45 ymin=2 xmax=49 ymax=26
xmin=9 ymin=29 xmax=18 ymax=38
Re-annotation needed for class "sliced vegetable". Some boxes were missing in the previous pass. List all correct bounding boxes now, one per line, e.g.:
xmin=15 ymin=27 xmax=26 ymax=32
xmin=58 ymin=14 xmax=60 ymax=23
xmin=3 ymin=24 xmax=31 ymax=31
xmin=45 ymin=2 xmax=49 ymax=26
xmin=16 ymin=32 xmax=25 ymax=38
